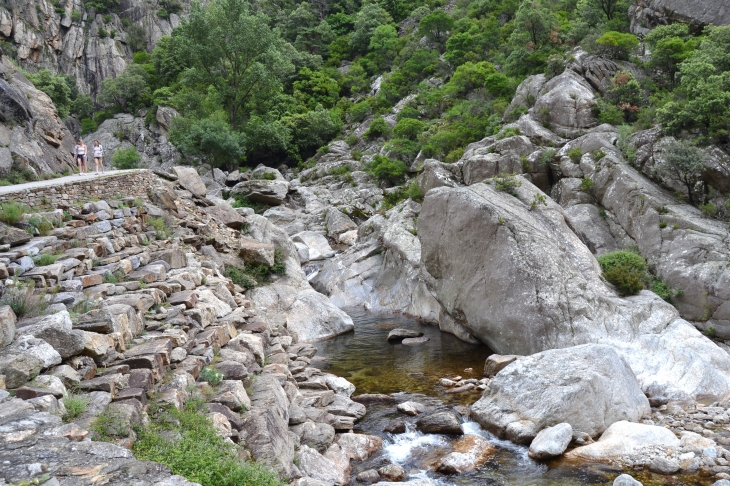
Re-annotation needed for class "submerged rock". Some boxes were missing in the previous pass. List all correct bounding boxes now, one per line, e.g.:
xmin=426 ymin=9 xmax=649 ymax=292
xmin=387 ymin=329 xmax=424 ymax=342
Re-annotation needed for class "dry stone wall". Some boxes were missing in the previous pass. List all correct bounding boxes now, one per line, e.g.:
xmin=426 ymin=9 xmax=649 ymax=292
xmin=0 ymin=170 xmax=157 ymax=210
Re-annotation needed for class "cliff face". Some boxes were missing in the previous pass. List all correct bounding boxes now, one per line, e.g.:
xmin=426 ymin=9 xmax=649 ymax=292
xmin=0 ymin=55 xmax=75 ymax=178
xmin=0 ymin=0 xmax=191 ymax=97
xmin=629 ymin=0 xmax=730 ymax=35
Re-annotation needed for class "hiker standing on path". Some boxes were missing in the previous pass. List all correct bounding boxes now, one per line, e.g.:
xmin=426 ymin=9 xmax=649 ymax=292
xmin=75 ymin=139 xmax=88 ymax=175
xmin=93 ymin=140 xmax=105 ymax=175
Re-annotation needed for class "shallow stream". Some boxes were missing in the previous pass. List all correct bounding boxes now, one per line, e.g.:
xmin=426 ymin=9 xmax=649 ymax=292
xmin=312 ymin=309 xmax=713 ymax=486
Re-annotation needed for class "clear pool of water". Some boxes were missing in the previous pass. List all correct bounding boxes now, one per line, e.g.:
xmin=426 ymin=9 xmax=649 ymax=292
xmin=312 ymin=309 xmax=713 ymax=486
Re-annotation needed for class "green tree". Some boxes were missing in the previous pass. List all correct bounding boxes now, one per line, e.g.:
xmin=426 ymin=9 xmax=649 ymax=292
xmin=418 ymin=10 xmax=454 ymax=51
xmin=175 ymin=0 xmax=294 ymax=130
xmin=655 ymin=139 xmax=706 ymax=205
xmin=594 ymin=31 xmax=638 ymax=60
xmin=511 ymin=0 xmax=558 ymax=49
xmin=365 ymin=154 xmax=408 ymax=184
xmin=99 ymin=64 xmax=150 ymax=112
xmin=25 ymin=70 xmax=73 ymax=118
xmin=169 ymin=117 xmax=246 ymax=170
xmin=368 ymin=24 xmax=399 ymax=68
xmin=280 ymin=104 xmax=342 ymax=159
xmin=393 ymin=117 xmax=424 ymax=140
xmin=349 ymin=3 xmax=393 ymax=53
xmin=645 ymin=24 xmax=696 ymax=86
xmin=293 ymin=67 xmax=340 ymax=109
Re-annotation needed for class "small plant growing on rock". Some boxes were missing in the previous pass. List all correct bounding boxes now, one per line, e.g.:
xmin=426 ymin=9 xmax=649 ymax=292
xmin=655 ymin=140 xmax=706 ymax=205
xmin=345 ymin=134 xmax=358 ymax=146
xmin=0 ymin=281 xmax=48 ymax=318
xmin=659 ymin=221 xmax=667 ymax=228
xmin=90 ymin=408 xmax=129 ymax=442
xmin=148 ymin=217 xmax=172 ymax=239
xmin=496 ymin=127 xmax=521 ymax=140
xmin=365 ymin=155 xmax=408 ymax=185
xmin=62 ymin=395 xmax=88 ymax=422
xmin=538 ymin=150 xmax=555 ymax=166
xmin=597 ymin=250 xmax=647 ymax=296
xmin=580 ymin=178 xmax=595 ymax=192
xmin=591 ymin=149 xmax=606 ymax=161
xmin=492 ymin=173 xmax=522 ymax=196
xmin=199 ymin=366 xmax=223 ymax=385
xmin=567 ymin=147 xmax=583 ymax=163
xmin=364 ymin=116 xmax=391 ymax=139
xmin=0 ymin=201 xmax=27 ymax=225
xmin=33 ymin=253 xmax=57 ymax=266
xmin=700 ymin=203 xmax=717 ymax=218
xmin=530 ymin=193 xmax=547 ymax=210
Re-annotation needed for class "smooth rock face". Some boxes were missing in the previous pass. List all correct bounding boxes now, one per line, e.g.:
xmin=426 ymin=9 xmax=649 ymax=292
xmin=418 ymin=182 xmax=730 ymax=399
xmin=416 ymin=412 xmax=463 ymax=435
xmin=566 ymin=421 xmax=680 ymax=461
xmin=528 ymin=423 xmax=573 ymax=459
xmin=0 ymin=305 xmax=16 ymax=346
xmin=336 ymin=433 xmax=383 ymax=461
xmin=387 ymin=328 xmax=424 ymax=342
xmin=614 ymin=474 xmax=643 ymax=486
xmin=471 ymin=344 xmax=650 ymax=443
xmin=436 ymin=434 xmax=496 ymax=474
xmin=397 ymin=401 xmax=426 ymax=416
xmin=297 ymin=445 xmax=346 ymax=485
xmin=245 ymin=215 xmax=353 ymax=342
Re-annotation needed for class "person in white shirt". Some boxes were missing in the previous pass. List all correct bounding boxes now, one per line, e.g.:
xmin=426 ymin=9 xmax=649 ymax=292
xmin=75 ymin=139 xmax=88 ymax=174
xmin=93 ymin=140 xmax=105 ymax=175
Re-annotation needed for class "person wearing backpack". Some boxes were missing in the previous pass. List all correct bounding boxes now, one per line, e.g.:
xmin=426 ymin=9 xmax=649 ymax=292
xmin=93 ymin=140 xmax=105 ymax=175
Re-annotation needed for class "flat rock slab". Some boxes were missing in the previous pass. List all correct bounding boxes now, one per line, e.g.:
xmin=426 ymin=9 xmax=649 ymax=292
xmin=402 ymin=336 xmax=429 ymax=345
xmin=387 ymin=328 xmax=424 ymax=342
xmin=168 ymin=290 xmax=197 ymax=308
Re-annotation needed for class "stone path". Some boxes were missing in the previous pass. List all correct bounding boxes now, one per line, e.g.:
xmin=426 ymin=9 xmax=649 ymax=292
xmin=0 ymin=169 xmax=141 ymax=196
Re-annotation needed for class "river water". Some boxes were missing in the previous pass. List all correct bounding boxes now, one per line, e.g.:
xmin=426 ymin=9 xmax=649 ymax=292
xmin=313 ymin=309 xmax=713 ymax=486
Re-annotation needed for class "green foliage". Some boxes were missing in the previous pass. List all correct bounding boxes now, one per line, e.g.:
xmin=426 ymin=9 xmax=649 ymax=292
xmin=91 ymin=408 xmax=130 ymax=441
xmin=645 ymin=24 xmax=696 ymax=87
xmin=364 ymin=116 xmax=391 ymax=139
xmin=0 ymin=282 xmax=48 ymax=319
xmin=169 ymin=118 xmax=245 ymax=170
xmin=381 ymin=181 xmax=423 ymax=210
xmin=25 ymin=70 xmax=76 ymax=119
xmin=293 ymin=68 xmax=340 ymax=110
xmin=225 ymin=265 xmax=257 ymax=288
xmin=349 ymin=3 xmax=393 ymax=54
xmin=199 ymin=366 xmax=223 ymax=385
xmin=148 ymin=217 xmax=172 ymax=239
xmin=83 ymin=0 xmax=119 ymax=12
xmin=71 ymin=9 xmax=82 ymax=21
xmin=568 ymin=146 xmax=583 ymax=163
xmin=655 ymin=139 xmax=706 ymax=204
xmin=99 ymin=64 xmax=150 ymax=112
xmin=492 ymin=173 xmax=522 ymax=196
xmin=0 ymin=201 xmax=27 ymax=225
xmin=393 ymin=118 xmax=425 ymax=141
xmin=580 ymin=178 xmax=595 ymax=192
xmin=700 ymin=202 xmax=717 ymax=218
xmin=230 ymin=195 xmax=267 ymax=213
xmin=133 ymin=399 xmax=281 ymax=486
xmin=112 ymin=147 xmax=140 ymax=169
xmin=497 ymin=127 xmax=521 ymax=140
xmin=650 ymin=278 xmax=682 ymax=302
xmin=538 ymin=150 xmax=555 ymax=165
xmin=345 ymin=134 xmax=358 ymax=146
xmin=365 ymin=155 xmax=408 ymax=184
xmin=530 ymin=193 xmax=547 ymax=210
xmin=594 ymin=31 xmax=639 ymax=60
xmin=597 ymin=250 xmax=647 ymax=296
xmin=419 ymin=10 xmax=454 ymax=50
xmin=62 ymin=395 xmax=88 ymax=422
xmin=33 ymin=253 xmax=58 ymax=266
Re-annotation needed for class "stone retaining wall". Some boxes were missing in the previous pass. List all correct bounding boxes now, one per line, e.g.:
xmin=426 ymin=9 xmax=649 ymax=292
xmin=0 ymin=171 xmax=156 ymax=210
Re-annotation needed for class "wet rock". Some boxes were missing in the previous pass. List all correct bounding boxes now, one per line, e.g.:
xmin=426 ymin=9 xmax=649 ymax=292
xmin=528 ymin=423 xmax=573 ymax=459
xmin=416 ymin=412 xmax=463 ymax=435
xmin=383 ymin=420 xmax=407 ymax=434
xmin=387 ymin=329 xmax=424 ymax=342
xmin=649 ymin=456 xmax=681 ymax=475
xmin=397 ymin=401 xmax=426 ymax=416
xmin=356 ymin=469 xmax=382 ymax=483
xmin=566 ymin=421 xmax=680 ymax=461
xmin=402 ymin=337 xmax=429 ymax=345
xmin=378 ymin=464 xmax=406 ymax=481
xmin=436 ymin=434 xmax=496 ymax=474
xmin=614 ymin=474 xmax=643 ymax=486
xmin=336 ymin=433 xmax=383 ymax=461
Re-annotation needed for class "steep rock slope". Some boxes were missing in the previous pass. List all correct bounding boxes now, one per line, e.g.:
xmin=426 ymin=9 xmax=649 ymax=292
xmin=0 ymin=55 xmax=75 ymax=177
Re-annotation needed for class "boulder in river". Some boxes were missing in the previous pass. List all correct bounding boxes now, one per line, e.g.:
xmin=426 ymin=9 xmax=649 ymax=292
xmin=483 ymin=354 xmax=520 ymax=377
xmin=471 ymin=344 xmax=649 ymax=444
xmin=565 ymin=421 xmax=680 ymax=462
xmin=397 ymin=401 xmax=426 ymax=416
xmin=436 ymin=434 xmax=496 ymax=474
xmin=528 ymin=423 xmax=573 ymax=459
xmin=416 ymin=411 xmax=463 ymax=435
xmin=614 ymin=474 xmax=643 ymax=486
xmin=387 ymin=328 xmax=424 ymax=342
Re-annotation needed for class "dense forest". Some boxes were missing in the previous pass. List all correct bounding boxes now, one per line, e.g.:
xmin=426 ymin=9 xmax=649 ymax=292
xmin=24 ymin=0 xmax=730 ymax=172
